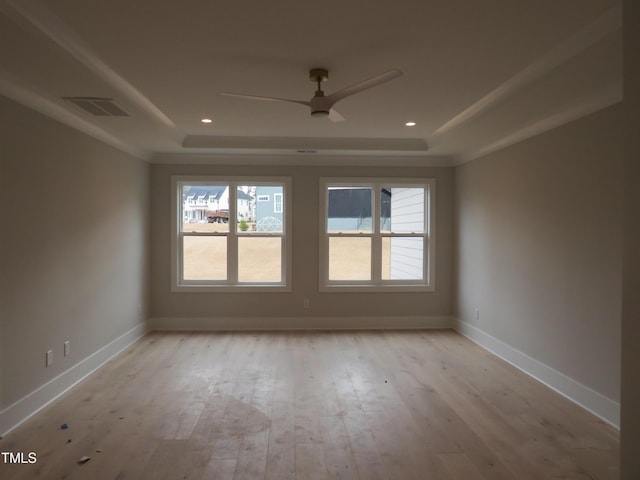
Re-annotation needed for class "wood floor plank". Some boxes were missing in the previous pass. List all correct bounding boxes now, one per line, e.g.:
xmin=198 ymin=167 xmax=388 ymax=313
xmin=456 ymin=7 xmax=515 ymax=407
xmin=320 ymin=415 xmax=359 ymax=480
xmin=202 ymin=457 xmax=237 ymax=480
xmin=295 ymin=442 xmax=327 ymax=480
xmin=0 ymin=330 xmax=619 ymax=480
xmin=438 ymin=453 xmax=487 ymax=480
xmin=391 ymin=332 xmax=518 ymax=480
xmin=341 ymin=411 xmax=389 ymax=480
xmin=327 ymin=333 xmax=388 ymax=480
xmin=264 ymin=337 xmax=296 ymax=480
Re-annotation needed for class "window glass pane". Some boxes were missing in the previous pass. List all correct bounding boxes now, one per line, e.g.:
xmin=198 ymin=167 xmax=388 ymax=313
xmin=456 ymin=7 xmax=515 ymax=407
xmin=238 ymin=237 xmax=282 ymax=282
xmin=381 ymin=237 xmax=424 ymax=280
xmin=380 ymin=187 xmax=425 ymax=234
xmin=182 ymin=184 xmax=229 ymax=233
xmin=327 ymin=187 xmax=372 ymax=233
xmin=238 ymin=185 xmax=284 ymax=233
xmin=183 ymin=236 xmax=227 ymax=280
xmin=329 ymin=237 xmax=371 ymax=280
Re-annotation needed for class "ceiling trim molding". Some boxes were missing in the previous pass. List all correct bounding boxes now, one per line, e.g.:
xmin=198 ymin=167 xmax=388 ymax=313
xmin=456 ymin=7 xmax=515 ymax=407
xmin=4 ymin=0 xmax=175 ymax=129
xmin=456 ymin=80 xmax=623 ymax=165
xmin=151 ymin=152 xmax=453 ymax=167
xmin=0 ymin=70 xmax=149 ymax=160
xmin=430 ymin=2 xmax=622 ymax=141
xmin=181 ymin=135 xmax=429 ymax=157
xmin=182 ymin=135 xmax=428 ymax=163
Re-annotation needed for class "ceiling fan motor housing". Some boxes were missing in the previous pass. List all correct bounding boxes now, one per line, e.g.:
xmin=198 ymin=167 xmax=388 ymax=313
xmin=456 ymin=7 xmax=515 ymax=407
xmin=309 ymin=95 xmax=331 ymax=117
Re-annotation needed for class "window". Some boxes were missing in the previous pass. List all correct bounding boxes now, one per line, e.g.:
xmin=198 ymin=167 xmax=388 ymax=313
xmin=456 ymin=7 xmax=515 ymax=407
xmin=257 ymin=195 xmax=269 ymax=202
xmin=319 ymin=178 xmax=435 ymax=292
xmin=172 ymin=177 xmax=291 ymax=291
xmin=274 ymin=193 xmax=283 ymax=213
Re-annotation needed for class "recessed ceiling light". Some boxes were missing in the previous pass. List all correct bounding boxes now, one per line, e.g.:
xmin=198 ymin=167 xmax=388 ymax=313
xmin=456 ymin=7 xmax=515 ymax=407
xmin=405 ymin=121 xmax=416 ymax=127
xmin=201 ymin=118 xmax=213 ymax=124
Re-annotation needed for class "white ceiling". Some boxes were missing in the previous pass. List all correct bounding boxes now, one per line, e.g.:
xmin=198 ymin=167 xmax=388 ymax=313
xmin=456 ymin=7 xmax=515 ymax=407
xmin=0 ymin=0 xmax=622 ymax=164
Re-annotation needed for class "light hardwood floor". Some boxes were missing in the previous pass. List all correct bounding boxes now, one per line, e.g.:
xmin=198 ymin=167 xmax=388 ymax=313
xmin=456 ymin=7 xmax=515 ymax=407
xmin=0 ymin=330 xmax=619 ymax=479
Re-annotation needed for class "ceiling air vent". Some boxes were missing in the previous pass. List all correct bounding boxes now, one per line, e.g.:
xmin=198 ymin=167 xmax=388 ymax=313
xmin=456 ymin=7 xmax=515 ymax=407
xmin=63 ymin=97 xmax=130 ymax=117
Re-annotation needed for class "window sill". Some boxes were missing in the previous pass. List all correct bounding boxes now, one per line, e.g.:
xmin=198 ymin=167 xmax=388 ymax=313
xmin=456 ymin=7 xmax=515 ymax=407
xmin=172 ymin=284 xmax=292 ymax=293
xmin=319 ymin=284 xmax=435 ymax=293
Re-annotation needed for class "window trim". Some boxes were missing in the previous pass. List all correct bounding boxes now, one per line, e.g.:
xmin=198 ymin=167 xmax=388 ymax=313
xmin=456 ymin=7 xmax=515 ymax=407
xmin=319 ymin=177 xmax=436 ymax=293
xmin=171 ymin=176 xmax=292 ymax=292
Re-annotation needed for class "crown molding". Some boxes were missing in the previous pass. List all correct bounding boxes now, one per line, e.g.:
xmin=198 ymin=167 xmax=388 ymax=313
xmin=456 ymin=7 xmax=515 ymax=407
xmin=4 ymin=0 xmax=175 ymax=129
xmin=456 ymin=80 xmax=622 ymax=165
xmin=0 ymin=70 xmax=150 ymax=160
xmin=430 ymin=3 xmax=622 ymax=141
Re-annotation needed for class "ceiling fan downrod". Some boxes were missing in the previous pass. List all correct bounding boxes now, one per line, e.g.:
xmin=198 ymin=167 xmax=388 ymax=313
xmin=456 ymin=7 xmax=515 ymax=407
xmin=309 ymin=68 xmax=328 ymax=97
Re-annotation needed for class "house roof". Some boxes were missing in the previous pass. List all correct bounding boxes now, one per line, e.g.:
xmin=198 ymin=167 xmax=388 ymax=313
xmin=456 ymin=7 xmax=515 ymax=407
xmin=184 ymin=186 xmax=251 ymax=201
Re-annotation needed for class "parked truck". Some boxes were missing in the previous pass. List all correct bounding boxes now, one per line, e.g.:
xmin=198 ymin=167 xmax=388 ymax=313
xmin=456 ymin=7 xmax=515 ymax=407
xmin=205 ymin=209 xmax=229 ymax=223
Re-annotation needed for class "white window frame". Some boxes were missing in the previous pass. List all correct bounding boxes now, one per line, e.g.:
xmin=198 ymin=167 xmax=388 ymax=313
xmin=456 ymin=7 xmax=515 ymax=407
xmin=257 ymin=195 xmax=270 ymax=202
xmin=319 ymin=177 xmax=436 ymax=292
xmin=171 ymin=176 xmax=292 ymax=292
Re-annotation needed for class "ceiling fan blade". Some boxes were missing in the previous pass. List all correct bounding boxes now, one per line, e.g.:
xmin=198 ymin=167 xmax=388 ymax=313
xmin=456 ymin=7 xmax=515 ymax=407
xmin=221 ymin=92 xmax=310 ymax=107
xmin=326 ymin=69 xmax=403 ymax=104
xmin=328 ymin=108 xmax=345 ymax=123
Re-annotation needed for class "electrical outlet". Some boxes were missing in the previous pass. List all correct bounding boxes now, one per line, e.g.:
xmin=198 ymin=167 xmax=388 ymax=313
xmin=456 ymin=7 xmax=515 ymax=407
xmin=475 ymin=308 xmax=480 ymax=320
xmin=64 ymin=341 xmax=70 ymax=357
xmin=303 ymin=299 xmax=310 ymax=308
xmin=46 ymin=350 xmax=53 ymax=367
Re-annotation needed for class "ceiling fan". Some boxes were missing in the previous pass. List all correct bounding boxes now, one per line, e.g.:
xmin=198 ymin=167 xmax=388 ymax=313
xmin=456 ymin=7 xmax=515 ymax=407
xmin=221 ymin=68 xmax=403 ymax=122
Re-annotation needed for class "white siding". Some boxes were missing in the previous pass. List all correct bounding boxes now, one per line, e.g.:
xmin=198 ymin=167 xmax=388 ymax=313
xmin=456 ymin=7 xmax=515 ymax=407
xmin=390 ymin=187 xmax=425 ymax=279
xmin=389 ymin=237 xmax=424 ymax=279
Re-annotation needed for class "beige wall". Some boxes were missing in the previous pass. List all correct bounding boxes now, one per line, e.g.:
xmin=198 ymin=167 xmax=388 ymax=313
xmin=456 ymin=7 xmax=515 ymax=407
xmin=454 ymin=104 xmax=624 ymax=406
xmin=621 ymin=0 xmax=640 ymax=476
xmin=150 ymin=164 xmax=453 ymax=326
xmin=0 ymin=97 xmax=149 ymax=411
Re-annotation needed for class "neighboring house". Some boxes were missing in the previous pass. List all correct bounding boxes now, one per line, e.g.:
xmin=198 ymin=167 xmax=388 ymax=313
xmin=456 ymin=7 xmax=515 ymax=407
xmin=388 ymin=187 xmax=424 ymax=280
xmin=183 ymin=185 xmax=252 ymax=223
xmin=327 ymin=186 xmax=423 ymax=279
xmin=236 ymin=188 xmax=253 ymax=221
xmin=327 ymin=187 xmax=390 ymax=231
xmin=254 ymin=186 xmax=284 ymax=231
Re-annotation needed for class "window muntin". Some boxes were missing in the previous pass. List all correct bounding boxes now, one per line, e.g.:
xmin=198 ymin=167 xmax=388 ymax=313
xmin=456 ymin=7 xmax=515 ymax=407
xmin=320 ymin=178 xmax=435 ymax=291
xmin=173 ymin=177 xmax=291 ymax=291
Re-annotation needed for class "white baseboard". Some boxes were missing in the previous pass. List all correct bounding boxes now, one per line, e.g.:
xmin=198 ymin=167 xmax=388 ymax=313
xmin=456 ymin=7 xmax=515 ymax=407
xmin=150 ymin=315 xmax=453 ymax=331
xmin=454 ymin=319 xmax=620 ymax=429
xmin=0 ymin=323 xmax=148 ymax=437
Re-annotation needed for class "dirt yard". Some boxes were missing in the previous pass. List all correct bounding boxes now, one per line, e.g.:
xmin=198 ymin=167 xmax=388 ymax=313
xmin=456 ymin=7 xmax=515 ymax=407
xmin=182 ymin=223 xmax=392 ymax=281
